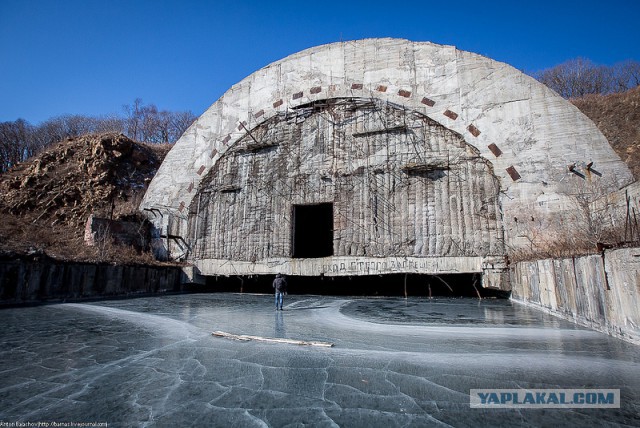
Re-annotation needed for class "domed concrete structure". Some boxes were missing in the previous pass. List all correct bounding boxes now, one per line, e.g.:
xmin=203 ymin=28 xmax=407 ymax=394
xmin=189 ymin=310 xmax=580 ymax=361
xmin=140 ymin=38 xmax=633 ymax=290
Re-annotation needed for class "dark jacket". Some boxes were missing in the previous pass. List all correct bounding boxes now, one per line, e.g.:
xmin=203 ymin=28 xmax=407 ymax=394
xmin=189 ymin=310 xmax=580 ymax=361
xmin=273 ymin=275 xmax=287 ymax=292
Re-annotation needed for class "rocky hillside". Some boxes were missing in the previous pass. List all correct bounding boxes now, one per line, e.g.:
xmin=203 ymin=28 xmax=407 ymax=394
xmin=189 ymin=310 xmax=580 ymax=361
xmin=572 ymin=86 xmax=640 ymax=179
xmin=0 ymin=133 xmax=169 ymax=262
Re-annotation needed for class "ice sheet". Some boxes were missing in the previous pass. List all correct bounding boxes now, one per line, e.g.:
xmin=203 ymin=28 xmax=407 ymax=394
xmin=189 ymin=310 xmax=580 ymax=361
xmin=0 ymin=294 xmax=638 ymax=426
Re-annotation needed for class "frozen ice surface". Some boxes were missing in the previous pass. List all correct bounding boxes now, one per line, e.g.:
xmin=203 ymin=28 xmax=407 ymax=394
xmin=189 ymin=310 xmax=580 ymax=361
xmin=0 ymin=294 xmax=639 ymax=427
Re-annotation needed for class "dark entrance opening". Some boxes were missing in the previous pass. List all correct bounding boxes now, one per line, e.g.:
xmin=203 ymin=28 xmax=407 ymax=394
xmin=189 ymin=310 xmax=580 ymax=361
xmin=201 ymin=273 xmax=510 ymax=298
xmin=292 ymin=203 xmax=333 ymax=258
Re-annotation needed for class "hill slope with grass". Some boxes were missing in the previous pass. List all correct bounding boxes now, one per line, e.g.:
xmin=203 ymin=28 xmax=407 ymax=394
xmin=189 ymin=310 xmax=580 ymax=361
xmin=571 ymin=86 xmax=640 ymax=179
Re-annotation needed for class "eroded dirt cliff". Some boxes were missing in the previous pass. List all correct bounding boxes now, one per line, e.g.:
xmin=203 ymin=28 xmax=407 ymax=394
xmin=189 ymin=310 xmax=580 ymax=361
xmin=0 ymin=133 xmax=169 ymax=262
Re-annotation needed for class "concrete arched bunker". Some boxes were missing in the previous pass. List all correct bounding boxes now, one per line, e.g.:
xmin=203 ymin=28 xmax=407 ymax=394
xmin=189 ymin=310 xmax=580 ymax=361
xmin=141 ymin=38 xmax=632 ymax=289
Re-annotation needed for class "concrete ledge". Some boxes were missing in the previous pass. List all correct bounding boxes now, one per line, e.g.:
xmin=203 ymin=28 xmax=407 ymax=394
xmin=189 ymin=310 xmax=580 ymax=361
xmin=194 ymin=256 xmax=509 ymax=291
xmin=196 ymin=255 xmax=485 ymax=277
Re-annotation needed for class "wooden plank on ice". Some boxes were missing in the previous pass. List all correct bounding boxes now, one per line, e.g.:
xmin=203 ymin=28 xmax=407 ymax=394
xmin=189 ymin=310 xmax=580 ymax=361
xmin=212 ymin=330 xmax=334 ymax=347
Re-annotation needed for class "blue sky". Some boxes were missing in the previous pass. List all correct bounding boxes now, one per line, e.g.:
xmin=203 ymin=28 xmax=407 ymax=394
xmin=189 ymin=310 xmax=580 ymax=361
xmin=1 ymin=0 xmax=639 ymax=124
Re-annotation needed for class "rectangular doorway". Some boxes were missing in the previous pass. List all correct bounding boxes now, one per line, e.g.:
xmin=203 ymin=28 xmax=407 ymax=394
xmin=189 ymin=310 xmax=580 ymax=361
xmin=292 ymin=203 xmax=333 ymax=258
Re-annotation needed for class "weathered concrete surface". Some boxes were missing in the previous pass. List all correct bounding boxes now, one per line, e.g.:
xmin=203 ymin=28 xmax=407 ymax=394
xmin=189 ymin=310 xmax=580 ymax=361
xmin=511 ymin=248 xmax=640 ymax=344
xmin=141 ymin=38 xmax=632 ymax=278
xmin=0 ymin=257 xmax=184 ymax=304
xmin=196 ymin=255 xmax=507 ymax=289
xmin=191 ymin=100 xmax=504 ymax=262
xmin=196 ymin=256 xmax=482 ymax=277
xmin=84 ymin=214 xmax=148 ymax=249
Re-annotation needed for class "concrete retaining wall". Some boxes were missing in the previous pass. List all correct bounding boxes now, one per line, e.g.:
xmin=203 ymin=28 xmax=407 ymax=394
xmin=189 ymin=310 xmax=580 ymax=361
xmin=0 ymin=257 xmax=184 ymax=305
xmin=511 ymin=248 xmax=640 ymax=344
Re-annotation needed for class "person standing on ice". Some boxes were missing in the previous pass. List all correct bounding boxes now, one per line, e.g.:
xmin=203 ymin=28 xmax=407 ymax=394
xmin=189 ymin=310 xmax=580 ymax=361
xmin=273 ymin=273 xmax=287 ymax=310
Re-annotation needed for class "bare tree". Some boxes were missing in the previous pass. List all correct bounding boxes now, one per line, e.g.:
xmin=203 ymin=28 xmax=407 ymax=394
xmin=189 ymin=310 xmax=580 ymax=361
xmin=615 ymin=60 xmax=640 ymax=90
xmin=536 ymin=58 xmax=640 ymax=99
xmin=0 ymin=99 xmax=196 ymax=173
xmin=93 ymin=114 xmax=126 ymax=134
xmin=123 ymin=98 xmax=144 ymax=141
xmin=122 ymin=99 xmax=195 ymax=144
xmin=137 ymin=103 xmax=156 ymax=143
xmin=0 ymin=119 xmax=32 ymax=172
xmin=156 ymin=110 xmax=172 ymax=144
xmin=169 ymin=110 xmax=197 ymax=141
xmin=536 ymin=58 xmax=613 ymax=98
xmin=28 ymin=115 xmax=96 ymax=155
xmin=152 ymin=108 xmax=196 ymax=143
